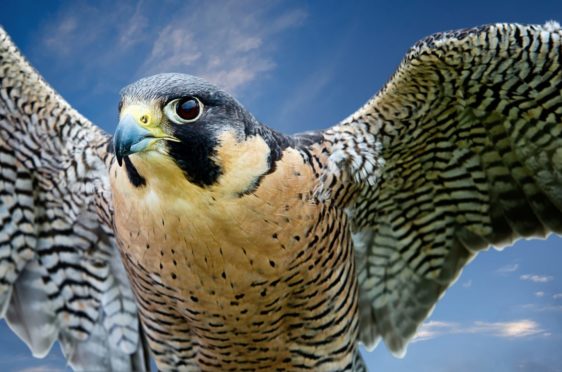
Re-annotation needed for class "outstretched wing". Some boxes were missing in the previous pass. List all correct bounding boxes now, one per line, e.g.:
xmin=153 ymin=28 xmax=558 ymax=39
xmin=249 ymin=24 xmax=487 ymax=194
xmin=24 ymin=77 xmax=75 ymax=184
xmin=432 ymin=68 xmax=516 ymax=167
xmin=324 ymin=22 xmax=562 ymax=355
xmin=0 ymin=28 xmax=149 ymax=370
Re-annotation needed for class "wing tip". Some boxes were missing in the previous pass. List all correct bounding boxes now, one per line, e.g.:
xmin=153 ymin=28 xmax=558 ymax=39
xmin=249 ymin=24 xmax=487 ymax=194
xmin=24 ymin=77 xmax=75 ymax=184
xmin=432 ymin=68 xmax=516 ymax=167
xmin=543 ymin=20 xmax=561 ymax=32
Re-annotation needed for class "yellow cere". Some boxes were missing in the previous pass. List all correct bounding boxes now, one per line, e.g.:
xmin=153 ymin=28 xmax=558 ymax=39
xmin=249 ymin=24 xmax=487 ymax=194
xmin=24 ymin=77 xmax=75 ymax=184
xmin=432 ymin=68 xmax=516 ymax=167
xmin=120 ymin=103 xmax=180 ymax=144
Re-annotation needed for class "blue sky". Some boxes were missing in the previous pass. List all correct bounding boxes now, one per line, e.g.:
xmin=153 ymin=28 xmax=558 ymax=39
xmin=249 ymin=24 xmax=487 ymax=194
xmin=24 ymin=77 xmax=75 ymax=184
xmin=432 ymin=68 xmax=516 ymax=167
xmin=1 ymin=1 xmax=562 ymax=371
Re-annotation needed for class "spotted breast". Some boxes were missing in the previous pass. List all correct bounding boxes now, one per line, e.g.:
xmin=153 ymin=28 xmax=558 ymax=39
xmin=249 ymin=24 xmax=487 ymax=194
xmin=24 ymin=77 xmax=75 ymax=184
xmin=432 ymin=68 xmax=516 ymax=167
xmin=111 ymin=134 xmax=365 ymax=370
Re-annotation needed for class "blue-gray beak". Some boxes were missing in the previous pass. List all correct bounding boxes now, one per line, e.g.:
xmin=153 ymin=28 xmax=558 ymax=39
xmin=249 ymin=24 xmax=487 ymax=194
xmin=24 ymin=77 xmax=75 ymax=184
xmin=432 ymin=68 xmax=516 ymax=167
xmin=113 ymin=114 xmax=153 ymax=166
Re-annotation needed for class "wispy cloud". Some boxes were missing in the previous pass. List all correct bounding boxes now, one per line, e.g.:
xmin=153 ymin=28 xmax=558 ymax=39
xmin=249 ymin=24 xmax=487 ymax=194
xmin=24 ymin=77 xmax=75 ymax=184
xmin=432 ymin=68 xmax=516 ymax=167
xmin=414 ymin=321 xmax=455 ymax=342
xmin=535 ymin=291 xmax=545 ymax=298
xmin=553 ymin=293 xmax=562 ymax=300
xmin=472 ymin=320 xmax=546 ymax=338
xmin=275 ymin=65 xmax=336 ymax=125
xmin=39 ymin=2 xmax=142 ymax=57
xmin=116 ymin=2 xmax=148 ymax=49
xmin=413 ymin=319 xmax=547 ymax=342
xmin=519 ymin=303 xmax=562 ymax=312
xmin=520 ymin=274 xmax=554 ymax=283
xmin=35 ymin=0 xmax=307 ymax=95
xmin=18 ymin=366 xmax=65 ymax=372
xmin=497 ymin=263 xmax=519 ymax=274
xmin=143 ymin=2 xmax=306 ymax=94
xmin=462 ymin=279 xmax=472 ymax=288
xmin=516 ymin=360 xmax=561 ymax=372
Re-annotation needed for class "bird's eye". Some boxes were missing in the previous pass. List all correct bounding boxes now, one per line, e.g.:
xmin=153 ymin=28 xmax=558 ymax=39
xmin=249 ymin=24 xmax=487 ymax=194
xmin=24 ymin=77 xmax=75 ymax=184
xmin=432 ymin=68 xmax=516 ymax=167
xmin=164 ymin=97 xmax=203 ymax=124
xmin=177 ymin=98 xmax=201 ymax=120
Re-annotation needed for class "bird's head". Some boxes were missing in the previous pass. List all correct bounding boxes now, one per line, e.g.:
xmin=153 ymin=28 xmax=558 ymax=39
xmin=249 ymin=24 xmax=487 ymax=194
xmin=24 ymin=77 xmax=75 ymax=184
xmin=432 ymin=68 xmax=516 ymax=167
xmin=113 ymin=73 xmax=287 ymax=195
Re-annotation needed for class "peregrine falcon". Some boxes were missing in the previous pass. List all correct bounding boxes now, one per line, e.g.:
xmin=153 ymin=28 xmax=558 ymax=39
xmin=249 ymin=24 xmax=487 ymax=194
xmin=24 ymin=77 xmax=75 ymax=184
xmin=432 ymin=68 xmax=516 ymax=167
xmin=1 ymin=22 xmax=562 ymax=371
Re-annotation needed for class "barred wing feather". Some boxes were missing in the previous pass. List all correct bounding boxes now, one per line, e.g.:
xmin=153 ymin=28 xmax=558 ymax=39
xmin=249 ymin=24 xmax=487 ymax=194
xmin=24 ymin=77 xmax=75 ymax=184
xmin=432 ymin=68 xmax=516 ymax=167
xmin=327 ymin=22 xmax=562 ymax=355
xmin=0 ymin=28 xmax=148 ymax=371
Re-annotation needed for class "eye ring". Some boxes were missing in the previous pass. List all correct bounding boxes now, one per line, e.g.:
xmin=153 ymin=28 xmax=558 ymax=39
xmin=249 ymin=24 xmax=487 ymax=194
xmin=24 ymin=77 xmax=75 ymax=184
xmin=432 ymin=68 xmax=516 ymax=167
xmin=164 ymin=96 xmax=203 ymax=124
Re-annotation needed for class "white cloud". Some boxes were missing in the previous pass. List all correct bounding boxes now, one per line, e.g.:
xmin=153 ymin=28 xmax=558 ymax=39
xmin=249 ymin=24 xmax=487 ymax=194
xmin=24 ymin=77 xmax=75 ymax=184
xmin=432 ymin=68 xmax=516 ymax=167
xmin=520 ymin=274 xmax=554 ymax=283
xmin=519 ymin=303 xmax=562 ymax=312
xmin=462 ymin=279 xmax=472 ymax=288
xmin=275 ymin=65 xmax=335 ymax=123
xmin=34 ymin=1 xmax=307 ymax=95
xmin=553 ymin=293 xmax=562 ymax=300
xmin=139 ymin=2 xmax=306 ymax=93
xmin=468 ymin=320 xmax=544 ymax=338
xmin=145 ymin=29 xmax=203 ymax=71
xmin=497 ymin=263 xmax=519 ymax=274
xmin=413 ymin=319 xmax=546 ymax=342
xmin=42 ymin=16 xmax=79 ymax=55
xmin=18 ymin=366 xmax=65 ymax=372
xmin=39 ymin=2 xmax=141 ymax=57
xmin=117 ymin=2 xmax=148 ymax=49
xmin=413 ymin=320 xmax=458 ymax=342
xmin=535 ymin=291 xmax=545 ymax=298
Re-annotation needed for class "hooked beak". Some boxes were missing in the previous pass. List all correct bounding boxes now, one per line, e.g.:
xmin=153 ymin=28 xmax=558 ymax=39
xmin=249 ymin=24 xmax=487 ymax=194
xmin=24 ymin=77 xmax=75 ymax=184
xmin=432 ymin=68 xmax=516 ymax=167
xmin=113 ymin=114 xmax=153 ymax=166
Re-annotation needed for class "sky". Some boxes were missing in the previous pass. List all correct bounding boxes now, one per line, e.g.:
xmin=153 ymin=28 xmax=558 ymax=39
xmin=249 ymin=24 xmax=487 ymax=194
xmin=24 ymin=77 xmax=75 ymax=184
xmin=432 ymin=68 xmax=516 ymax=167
xmin=1 ymin=0 xmax=562 ymax=371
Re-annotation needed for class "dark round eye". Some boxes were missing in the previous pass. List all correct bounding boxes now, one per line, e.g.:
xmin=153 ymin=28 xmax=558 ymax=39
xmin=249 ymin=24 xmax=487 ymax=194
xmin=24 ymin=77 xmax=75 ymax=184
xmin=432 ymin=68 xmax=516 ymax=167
xmin=177 ymin=98 xmax=200 ymax=121
xmin=164 ymin=96 xmax=203 ymax=124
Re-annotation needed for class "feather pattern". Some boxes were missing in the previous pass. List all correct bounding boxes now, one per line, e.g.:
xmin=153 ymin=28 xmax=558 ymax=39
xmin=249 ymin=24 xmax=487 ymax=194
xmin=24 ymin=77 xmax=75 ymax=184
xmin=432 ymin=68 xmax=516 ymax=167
xmin=323 ymin=22 xmax=562 ymax=355
xmin=0 ymin=27 xmax=148 ymax=371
